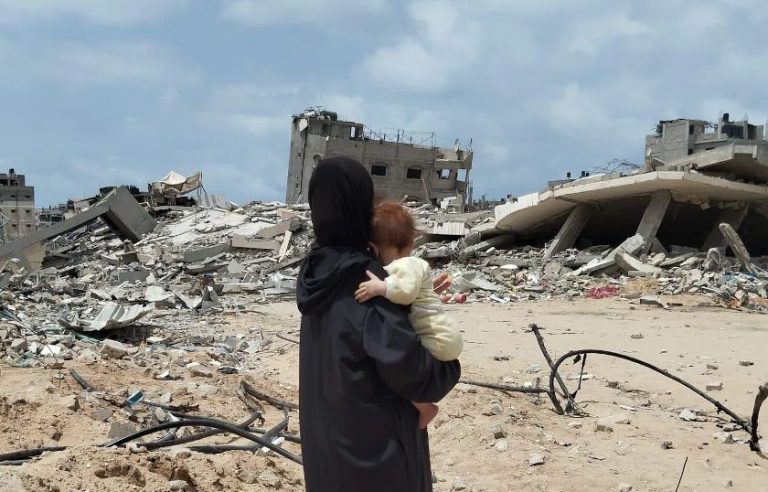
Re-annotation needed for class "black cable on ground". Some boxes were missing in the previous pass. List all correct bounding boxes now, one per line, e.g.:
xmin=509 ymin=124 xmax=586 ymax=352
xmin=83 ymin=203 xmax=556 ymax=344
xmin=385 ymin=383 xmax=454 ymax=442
xmin=102 ymin=416 xmax=302 ymax=465
xmin=548 ymin=348 xmax=752 ymax=432
xmin=0 ymin=446 xmax=67 ymax=463
xmin=143 ymin=412 xmax=264 ymax=451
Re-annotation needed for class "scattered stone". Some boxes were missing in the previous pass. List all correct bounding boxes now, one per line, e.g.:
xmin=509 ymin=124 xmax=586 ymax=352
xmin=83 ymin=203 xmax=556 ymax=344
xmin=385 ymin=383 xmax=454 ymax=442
xmin=168 ymin=480 xmax=190 ymax=491
xmin=452 ymin=477 xmax=467 ymax=491
xmin=606 ymin=381 xmax=620 ymax=388
xmin=90 ymin=408 xmax=112 ymax=422
xmin=528 ymin=453 xmax=545 ymax=466
xmin=706 ymin=381 xmax=723 ymax=391
xmin=660 ymin=440 xmax=673 ymax=450
xmin=185 ymin=362 xmax=213 ymax=378
xmin=617 ymin=484 xmax=633 ymax=492
xmin=679 ymin=409 xmax=700 ymax=422
xmin=630 ymin=333 xmax=644 ymax=340
xmin=108 ymin=421 xmax=138 ymax=439
xmin=169 ymin=448 xmax=192 ymax=460
xmin=258 ymin=470 xmax=282 ymax=488
xmin=486 ymin=400 xmax=504 ymax=416
xmin=100 ymin=339 xmax=139 ymax=359
xmin=494 ymin=438 xmax=509 ymax=452
xmin=10 ymin=338 xmax=27 ymax=352
xmin=706 ymin=363 xmax=719 ymax=370
xmin=739 ymin=360 xmax=754 ymax=367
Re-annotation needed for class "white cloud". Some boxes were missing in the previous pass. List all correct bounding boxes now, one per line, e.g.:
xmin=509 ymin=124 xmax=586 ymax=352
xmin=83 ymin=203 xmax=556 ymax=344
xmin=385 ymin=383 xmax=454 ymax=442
xmin=566 ymin=13 xmax=649 ymax=56
xmin=199 ymin=112 xmax=286 ymax=137
xmin=220 ymin=0 xmax=387 ymax=25
xmin=54 ymin=42 xmax=188 ymax=85
xmin=0 ymin=0 xmax=187 ymax=25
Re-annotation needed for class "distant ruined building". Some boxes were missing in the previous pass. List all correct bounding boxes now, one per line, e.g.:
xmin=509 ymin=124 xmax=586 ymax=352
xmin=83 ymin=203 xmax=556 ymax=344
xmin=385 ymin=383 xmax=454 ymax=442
xmin=286 ymin=108 xmax=473 ymax=208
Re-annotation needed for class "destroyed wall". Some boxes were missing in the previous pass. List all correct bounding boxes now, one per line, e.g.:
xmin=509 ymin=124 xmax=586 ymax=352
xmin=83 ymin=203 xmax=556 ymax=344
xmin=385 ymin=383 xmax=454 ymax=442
xmin=0 ymin=170 xmax=36 ymax=240
xmin=286 ymin=109 xmax=472 ymax=205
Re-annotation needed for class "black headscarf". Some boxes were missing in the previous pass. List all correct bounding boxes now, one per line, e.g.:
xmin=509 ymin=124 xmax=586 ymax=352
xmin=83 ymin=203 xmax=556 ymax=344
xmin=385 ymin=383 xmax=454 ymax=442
xmin=308 ymin=157 xmax=373 ymax=250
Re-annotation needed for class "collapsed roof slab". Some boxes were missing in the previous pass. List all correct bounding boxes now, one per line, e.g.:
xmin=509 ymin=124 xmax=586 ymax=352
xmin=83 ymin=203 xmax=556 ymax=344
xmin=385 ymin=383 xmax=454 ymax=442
xmin=493 ymin=171 xmax=768 ymax=235
xmin=0 ymin=187 xmax=157 ymax=271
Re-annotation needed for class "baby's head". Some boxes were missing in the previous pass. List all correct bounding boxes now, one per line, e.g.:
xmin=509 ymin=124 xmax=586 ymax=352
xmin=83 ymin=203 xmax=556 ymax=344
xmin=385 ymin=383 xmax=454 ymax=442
xmin=371 ymin=202 xmax=417 ymax=265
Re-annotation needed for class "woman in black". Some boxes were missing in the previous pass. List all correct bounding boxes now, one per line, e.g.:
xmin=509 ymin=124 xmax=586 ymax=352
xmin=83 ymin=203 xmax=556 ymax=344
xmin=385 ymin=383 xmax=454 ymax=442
xmin=297 ymin=157 xmax=461 ymax=492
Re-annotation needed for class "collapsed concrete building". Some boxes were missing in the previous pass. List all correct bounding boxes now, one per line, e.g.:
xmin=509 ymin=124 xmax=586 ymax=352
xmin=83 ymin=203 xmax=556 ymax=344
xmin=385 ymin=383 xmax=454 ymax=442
xmin=0 ymin=169 xmax=36 ymax=240
xmin=286 ymin=108 xmax=473 ymax=208
xmin=485 ymin=113 xmax=768 ymax=260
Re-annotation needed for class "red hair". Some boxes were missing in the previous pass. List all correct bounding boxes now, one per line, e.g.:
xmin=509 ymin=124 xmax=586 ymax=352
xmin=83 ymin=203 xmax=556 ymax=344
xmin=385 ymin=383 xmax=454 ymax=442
xmin=371 ymin=202 xmax=417 ymax=250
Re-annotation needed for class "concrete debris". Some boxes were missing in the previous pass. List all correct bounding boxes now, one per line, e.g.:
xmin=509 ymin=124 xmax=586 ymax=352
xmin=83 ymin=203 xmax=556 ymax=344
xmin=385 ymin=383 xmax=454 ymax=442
xmin=100 ymin=339 xmax=139 ymax=359
xmin=528 ymin=452 xmax=545 ymax=466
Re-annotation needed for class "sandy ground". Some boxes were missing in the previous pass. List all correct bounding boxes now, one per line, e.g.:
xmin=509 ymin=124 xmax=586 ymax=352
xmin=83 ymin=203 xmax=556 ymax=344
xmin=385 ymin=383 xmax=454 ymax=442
xmin=1 ymin=296 xmax=767 ymax=491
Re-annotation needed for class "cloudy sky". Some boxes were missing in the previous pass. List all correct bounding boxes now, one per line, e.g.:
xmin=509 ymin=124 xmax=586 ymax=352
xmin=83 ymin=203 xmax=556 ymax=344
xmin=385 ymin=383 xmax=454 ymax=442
xmin=1 ymin=0 xmax=766 ymax=207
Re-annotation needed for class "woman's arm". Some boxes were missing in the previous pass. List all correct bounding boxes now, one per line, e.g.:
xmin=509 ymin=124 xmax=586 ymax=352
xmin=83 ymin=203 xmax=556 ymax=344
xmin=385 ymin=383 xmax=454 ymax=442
xmin=362 ymin=296 xmax=461 ymax=403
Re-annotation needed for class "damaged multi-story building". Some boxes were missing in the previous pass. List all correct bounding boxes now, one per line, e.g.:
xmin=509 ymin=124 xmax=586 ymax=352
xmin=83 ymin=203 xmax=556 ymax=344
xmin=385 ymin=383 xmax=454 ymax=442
xmin=285 ymin=108 xmax=473 ymax=208
xmin=484 ymin=112 xmax=768 ymax=259
xmin=0 ymin=169 xmax=36 ymax=240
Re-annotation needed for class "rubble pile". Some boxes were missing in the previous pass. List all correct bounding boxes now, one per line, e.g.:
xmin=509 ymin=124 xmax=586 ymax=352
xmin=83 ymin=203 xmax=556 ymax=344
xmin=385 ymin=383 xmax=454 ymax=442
xmin=1 ymin=198 xmax=766 ymax=368
xmin=0 ymin=201 xmax=313 ymax=368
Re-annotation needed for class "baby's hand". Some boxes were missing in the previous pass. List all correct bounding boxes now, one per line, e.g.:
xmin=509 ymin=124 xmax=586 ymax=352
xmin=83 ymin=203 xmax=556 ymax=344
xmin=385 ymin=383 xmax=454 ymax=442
xmin=355 ymin=271 xmax=387 ymax=303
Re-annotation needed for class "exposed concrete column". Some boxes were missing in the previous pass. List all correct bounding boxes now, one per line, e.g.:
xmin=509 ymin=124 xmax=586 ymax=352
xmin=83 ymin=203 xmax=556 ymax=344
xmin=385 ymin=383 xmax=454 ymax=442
xmin=700 ymin=204 xmax=750 ymax=251
xmin=543 ymin=204 xmax=595 ymax=259
xmin=635 ymin=190 xmax=671 ymax=256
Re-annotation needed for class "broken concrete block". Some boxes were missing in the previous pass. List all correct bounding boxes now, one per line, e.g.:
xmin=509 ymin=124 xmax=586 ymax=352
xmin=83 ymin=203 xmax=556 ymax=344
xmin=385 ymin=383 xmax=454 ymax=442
xmin=740 ymin=360 xmax=754 ymax=367
xmin=679 ymin=409 xmax=700 ymax=421
xmin=90 ymin=408 xmax=112 ymax=422
xmin=183 ymin=243 xmax=230 ymax=263
xmin=706 ymin=381 xmax=723 ymax=391
xmin=100 ymin=339 xmax=139 ymax=359
xmin=528 ymin=453 xmax=545 ymax=466
xmin=186 ymin=362 xmax=213 ymax=378
xmin=706 ymin=363 xmax=719 ymax=370
xmin=617 ymin=484 xmax=633 ymax=492
xmin=39 ymin=344 xmax=61 ymax=357
xmin=230 ymin=234 xmax=280 ymax=251
xmin=615 ymin=251 xmax=662 ymax=275
xmin=660 ymin=440 xmax=673 ymax=450
xmin=116 ymin=269 xmax=150 ymax=283
xmin=630 ymin=333 xmax=644 ymax=339
xmin=257 ymin=218 xmax=301 ymax=239
xmin=10 ymin=338 xmax=27 ymax=352
xmin=168 ymin=480 xmax=190 ymax=491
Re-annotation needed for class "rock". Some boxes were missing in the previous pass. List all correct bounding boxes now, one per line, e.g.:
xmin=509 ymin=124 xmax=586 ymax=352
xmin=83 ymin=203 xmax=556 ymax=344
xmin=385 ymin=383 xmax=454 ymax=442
xmin=706 ymin=363 xmax=719 ymax=370
xmin=59 ymin=395 xmax=79 ymax=412
xmin=660 ymin=440 xmax=673 ymax=450
xmin=618 ymin=484 xmax=633 ymax=492
xmin=679 ymin=409 xmax=699 ymax=422
xmin=706 ymin=381 xmax=723 ymax=391
xmin=485 ymin=400 xmax=504 ymax=416
xmin=431 ymin=472 xmax=438 ymax=484
xmin=185 ymin=363 xmax=213 ymax=378
xmin=90 ymin=408 xmax=112 ymax=422
xmin=494 ymin=438 xmax=509 ymax=452
xmin=724 ymin=479 xmax=733 ymax=488
xmin=258 ymin=470 xmax=282 ymax=488
xmin=630 ymin=333 xmax=644 ymax=340
xmin=526 ymin=363 xmax=541 ymax=374
xmin=168 ymin=480 xmax=190 ymax=491
xmin=10 ymin=338 xmax=27 ymax=353
xmin=108 ymin=421 xmax=138 ymax=439
xmin=739 ymin=360 xmax=754 ymax=367
xmin=528 ymin=452 xmax=545 ymax=466
xmin=595 ymin=414 xmax=630 ymax=433
xmin=100 ymin=339 xmax=138 ymax=359
xmin=606 ymin=381 xmax=620 ymax=388
xmin=491 ymin=424 xmax=506 ymax=439
xmin=169 ymin=448 xmax=192 ymax=460
xmin=452 ymin=477 xmax=467 ymax=491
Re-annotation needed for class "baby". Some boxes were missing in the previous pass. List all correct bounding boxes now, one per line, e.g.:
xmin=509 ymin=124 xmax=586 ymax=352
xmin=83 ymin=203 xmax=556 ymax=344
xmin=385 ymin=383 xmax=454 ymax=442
xmin=355 ymin=202 xmax=463 ymax=429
